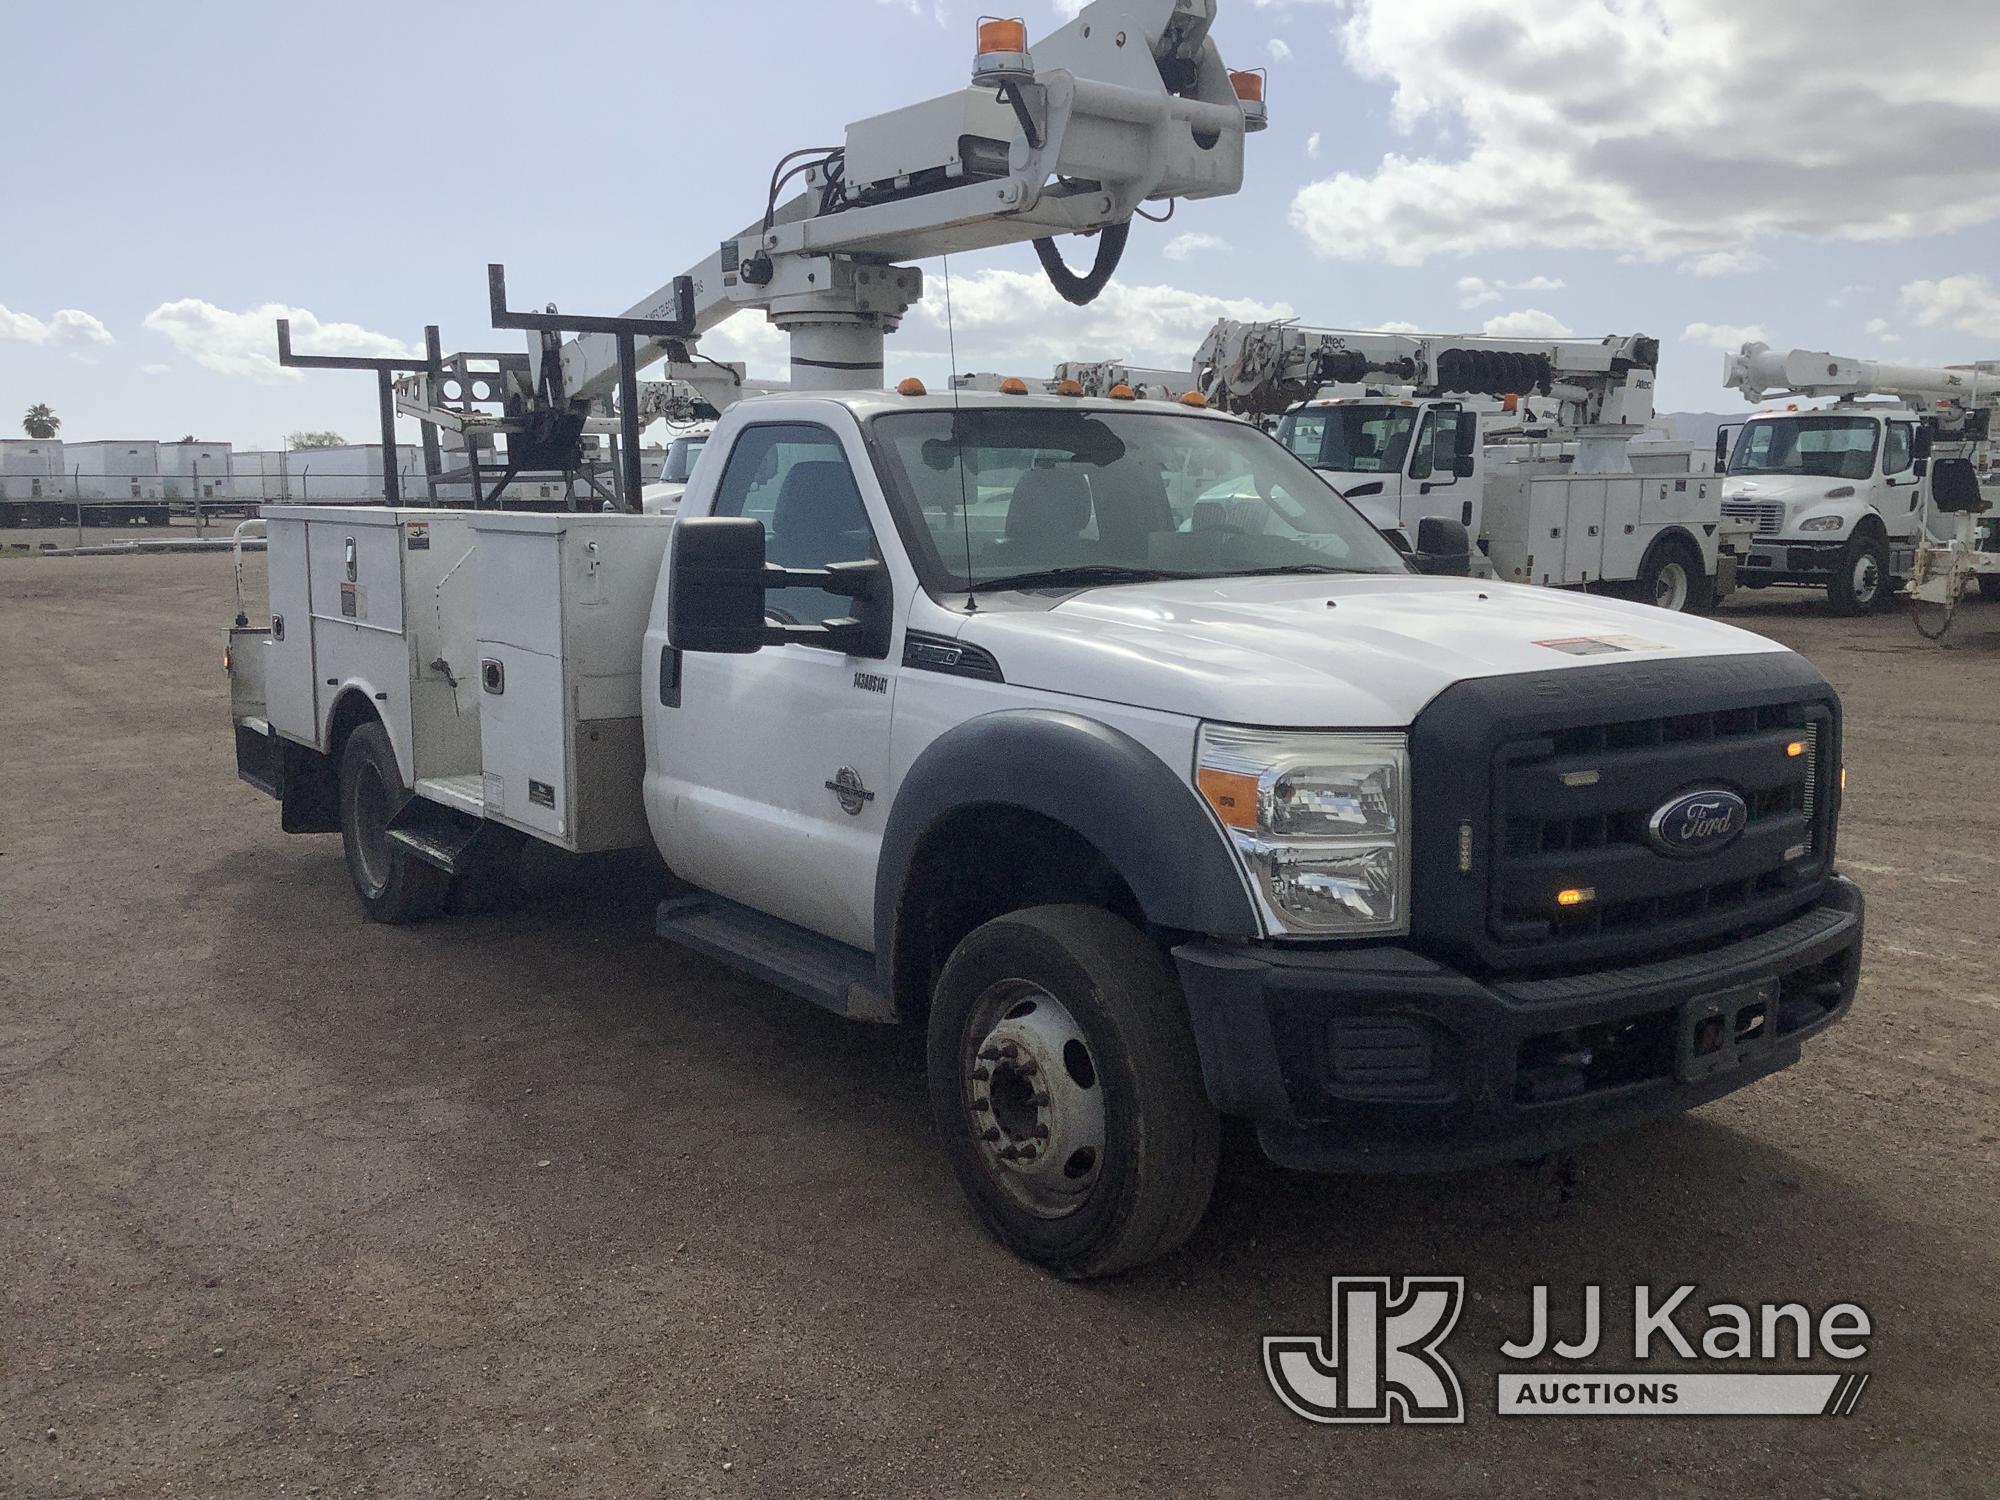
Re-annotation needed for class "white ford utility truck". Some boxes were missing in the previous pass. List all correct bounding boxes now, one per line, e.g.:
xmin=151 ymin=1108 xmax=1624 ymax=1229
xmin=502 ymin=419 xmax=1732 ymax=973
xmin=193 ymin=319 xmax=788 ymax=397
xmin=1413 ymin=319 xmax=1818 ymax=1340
xmin=229 ymin=387 xmax=1864 ymax=1276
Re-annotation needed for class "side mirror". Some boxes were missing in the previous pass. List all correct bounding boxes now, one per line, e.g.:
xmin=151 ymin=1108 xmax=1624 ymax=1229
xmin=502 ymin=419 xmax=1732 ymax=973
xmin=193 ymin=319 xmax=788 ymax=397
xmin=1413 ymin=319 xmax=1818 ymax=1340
xmin=1912 ymin=425 xmax=1934 ymax=460
xmin=1913 ymin=456 xmax=1930 ymax=478
xmin=1412 ymin=516 xmax=1473 ymax=576
xmin=668 ymin=514 xmax=893 ymax=658
xmin=669 ymin=516 xmax=771 ymax=654
xmin=1452 ymin=453 xmax=1476 ymax=479
xmin=1454 ymin=413 xmax=1479 ymax=460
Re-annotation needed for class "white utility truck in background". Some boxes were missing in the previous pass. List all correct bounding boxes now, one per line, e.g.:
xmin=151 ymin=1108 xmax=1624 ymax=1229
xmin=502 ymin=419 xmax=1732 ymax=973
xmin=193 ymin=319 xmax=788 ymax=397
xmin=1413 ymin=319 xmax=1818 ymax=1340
xmin=1720 ymin=342 xmax=1999 ymax=616
xmin=1197 ymin=321 xmax=1738 ymax=612
xmin=638 ymin=425 xmax=713 ymax=514
xmin=226 ymin=1 xmax=1862 ymax=1277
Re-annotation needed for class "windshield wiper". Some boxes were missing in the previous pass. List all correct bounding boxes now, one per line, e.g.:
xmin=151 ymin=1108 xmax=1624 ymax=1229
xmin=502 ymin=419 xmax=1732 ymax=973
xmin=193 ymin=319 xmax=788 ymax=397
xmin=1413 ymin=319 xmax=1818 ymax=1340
xmin=968 ymin=564 xmax=1190 ymax=593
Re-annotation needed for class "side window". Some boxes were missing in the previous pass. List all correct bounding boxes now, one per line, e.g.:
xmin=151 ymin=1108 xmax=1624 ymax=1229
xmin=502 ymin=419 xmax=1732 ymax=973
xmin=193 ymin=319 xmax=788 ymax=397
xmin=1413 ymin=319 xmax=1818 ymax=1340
xmin=1408 ymin=413 xmax=1436 ymax=480
xmin=1884 ymin=424 xmax=1912 ymax=476
xmin=712 ymin=423 xmax=876 ymax=629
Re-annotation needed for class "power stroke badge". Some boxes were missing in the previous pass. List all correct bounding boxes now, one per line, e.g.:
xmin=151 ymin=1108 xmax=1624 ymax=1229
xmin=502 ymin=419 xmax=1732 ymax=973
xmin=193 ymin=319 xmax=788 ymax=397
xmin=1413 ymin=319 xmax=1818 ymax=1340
xmin=1266 ymin=1279 xmax=1872 ymax=1423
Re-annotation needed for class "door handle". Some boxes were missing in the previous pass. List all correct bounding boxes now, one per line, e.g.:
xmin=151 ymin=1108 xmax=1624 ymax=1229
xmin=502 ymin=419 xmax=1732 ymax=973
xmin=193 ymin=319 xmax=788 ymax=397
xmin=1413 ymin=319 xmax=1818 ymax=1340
xmin=481 ymin=658 xmax=504 ymax=694
xmin=659 ymin=645 xmax=681 ymax=708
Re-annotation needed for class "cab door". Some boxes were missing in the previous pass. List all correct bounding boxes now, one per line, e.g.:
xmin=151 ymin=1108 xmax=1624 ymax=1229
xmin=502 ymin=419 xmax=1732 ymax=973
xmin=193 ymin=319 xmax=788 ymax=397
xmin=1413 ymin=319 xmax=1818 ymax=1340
xmin=648 ymin=418 xmax=901 ymax=950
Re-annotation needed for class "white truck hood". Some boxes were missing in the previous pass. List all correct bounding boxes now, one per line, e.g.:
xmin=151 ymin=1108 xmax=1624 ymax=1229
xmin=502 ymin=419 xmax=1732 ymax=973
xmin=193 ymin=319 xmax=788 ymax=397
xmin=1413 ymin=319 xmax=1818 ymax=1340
xmin=957 ymin=574 xmax=1789 ymax=727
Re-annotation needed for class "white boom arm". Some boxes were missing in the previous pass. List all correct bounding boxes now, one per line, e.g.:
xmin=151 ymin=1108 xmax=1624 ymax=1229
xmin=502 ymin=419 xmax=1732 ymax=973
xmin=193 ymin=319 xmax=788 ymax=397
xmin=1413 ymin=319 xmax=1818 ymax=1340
xmin=1193 ymin=320 xmax=1661 ymax=427
xmin=1723 ymin=342 xmax=2000 ymax=411
xmin=559 ymin=0 xmax=1258 ymax=403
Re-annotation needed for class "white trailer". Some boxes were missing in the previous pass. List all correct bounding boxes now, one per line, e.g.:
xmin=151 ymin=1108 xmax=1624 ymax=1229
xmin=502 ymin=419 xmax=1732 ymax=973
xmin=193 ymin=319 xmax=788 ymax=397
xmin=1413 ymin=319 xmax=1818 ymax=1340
xmin=67 ymin=440 xmax=171 ymax=525
xmin=159 ymin=440 xmax=235 ymax=515
xmin=0 ymin=438 xmax=68 ymax=527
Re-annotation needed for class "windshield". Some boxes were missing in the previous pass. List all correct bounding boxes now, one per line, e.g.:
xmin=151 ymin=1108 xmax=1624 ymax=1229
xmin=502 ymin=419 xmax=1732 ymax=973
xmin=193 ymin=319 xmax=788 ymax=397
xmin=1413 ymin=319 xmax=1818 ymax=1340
xmin=1728 ymin=416 xmax=1879 ymax=479
xmin=870 ymin=407 xmax=1411 ymax=593
xmin=1278 ymin=404 xmax=1420 ymax=474
xmin=663 ymin=434 xmax=707 ymax=484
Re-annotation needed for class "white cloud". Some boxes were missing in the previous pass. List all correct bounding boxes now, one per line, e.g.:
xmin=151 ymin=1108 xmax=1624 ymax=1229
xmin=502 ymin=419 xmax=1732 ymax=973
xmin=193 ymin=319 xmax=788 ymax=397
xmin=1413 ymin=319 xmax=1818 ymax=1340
xmin=876 ymin=0 xmax=947 ymax=22
xmin=1371 ymin=320 xmax=1423 ymax=335
xmin=1459 ymin=275 xmax=1565 ymax=309
xmin=1864 ymin=317 xmax=1902 ymax=345
xmin=915 ymin=268 xmax=1292 ymax=371
xmin=141 ymin=299 xmax=413 ymax=383
xmin=1901 ymin=274 xmax=2000 ymax=338
xmin=140 ymin=362 xmax=173 ymax=376
xmin=1683 ymin=321 xmax=1770 ymax=351
xmin=702 ymin=311 xmax=791 ymax=379
xmin=1682 ymin=249 xmax=1769 ymax=277
xmin=1051 ymin=0 xmax=1087 ymax=16
xmin=0 ymin=305 xmax=114 ymax=348
xmin=1482 ymin=309 xmax=1573 ymax=338
xmin=1162 ymin=231 xmax=1229 ymax=261
xmin=1291 ymin=0 xmax=2000 ymax=265
xmin=1828 ymin=284 xmax=1868 ymax=309
xmin=1267 ymin=39 xmax=1293 ymax=63
xmin=1305 ymin=131 xmax=1321 ymax=160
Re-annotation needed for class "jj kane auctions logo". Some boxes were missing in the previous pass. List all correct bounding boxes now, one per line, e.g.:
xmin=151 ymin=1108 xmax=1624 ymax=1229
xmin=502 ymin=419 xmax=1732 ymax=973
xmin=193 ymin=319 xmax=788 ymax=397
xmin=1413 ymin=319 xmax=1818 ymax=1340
xmin=1265 ymin=1279 xmax=1872 ymax=1422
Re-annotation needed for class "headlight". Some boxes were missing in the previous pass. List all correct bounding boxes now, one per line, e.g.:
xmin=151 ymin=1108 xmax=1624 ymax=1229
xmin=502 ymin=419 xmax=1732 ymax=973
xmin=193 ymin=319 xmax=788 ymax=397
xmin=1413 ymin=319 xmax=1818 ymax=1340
xmin=1798 ymin=514 xmax=1846 ymax=532
xmin=1195 ymin=726 xmax=1409 ymax=936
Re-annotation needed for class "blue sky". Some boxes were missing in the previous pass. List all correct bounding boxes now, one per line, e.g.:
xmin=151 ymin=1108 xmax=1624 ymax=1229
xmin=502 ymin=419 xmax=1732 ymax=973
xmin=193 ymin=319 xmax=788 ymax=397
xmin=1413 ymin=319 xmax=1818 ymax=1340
xmin=5 ymin=0 xmax=1998 ymax=448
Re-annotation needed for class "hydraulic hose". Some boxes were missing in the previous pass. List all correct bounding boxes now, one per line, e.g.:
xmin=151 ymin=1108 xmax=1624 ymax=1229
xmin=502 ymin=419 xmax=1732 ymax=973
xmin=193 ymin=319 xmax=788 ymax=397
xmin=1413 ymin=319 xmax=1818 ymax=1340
xmin=1032 ymin=221 xmax=1131 ymax=307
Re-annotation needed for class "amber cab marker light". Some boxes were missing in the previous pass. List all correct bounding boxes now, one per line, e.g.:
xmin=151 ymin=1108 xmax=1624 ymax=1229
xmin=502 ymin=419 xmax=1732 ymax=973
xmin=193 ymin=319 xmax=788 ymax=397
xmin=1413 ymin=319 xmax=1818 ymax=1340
xmin=1786 ymin=739 xmax=1806 ymax=758
xmin=897 ymin=377 xmax=927 ymax=396
xmin=998 ymin=376 xmax=1030 ymax=395
xmin=1197 ymin=768 xmax=1258 ymax=830
xmin=1055 ymin=379 xmax=1084 ymax=397
xmin=1109 ymin=384 xmax=1138 ymax=401
xmin=1556 ymin=887 xmax=1596 ymax=907
xmin=1179 ymin=390 xmax=1209 ymax=408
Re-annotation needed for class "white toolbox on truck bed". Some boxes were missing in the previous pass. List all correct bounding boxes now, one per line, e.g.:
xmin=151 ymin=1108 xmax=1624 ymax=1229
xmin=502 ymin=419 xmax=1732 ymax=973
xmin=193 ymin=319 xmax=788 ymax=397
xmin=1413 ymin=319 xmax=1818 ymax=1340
xmin=467 ymin=512 xmax=671 ymax=852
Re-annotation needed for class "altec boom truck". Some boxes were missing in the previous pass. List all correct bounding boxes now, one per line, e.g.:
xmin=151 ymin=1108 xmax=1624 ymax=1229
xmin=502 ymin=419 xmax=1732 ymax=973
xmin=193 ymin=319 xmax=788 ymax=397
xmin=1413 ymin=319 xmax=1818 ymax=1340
xmin=1720 ymin=342 xmax=1999 ymax=615
xmin=227 ymin=2 xmax=1861 ymax=1277
xmin=1195 ymin=320 xmax=1737 ymax=612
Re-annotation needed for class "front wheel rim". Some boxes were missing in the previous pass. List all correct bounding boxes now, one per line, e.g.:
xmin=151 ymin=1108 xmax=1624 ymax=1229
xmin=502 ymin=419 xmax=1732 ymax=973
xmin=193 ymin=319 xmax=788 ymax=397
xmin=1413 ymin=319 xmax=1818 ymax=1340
xmin=1852 ymin=552 xmax=1880 ymax=603
xmin=961 ymin=981 xmax=1106 ymax=1220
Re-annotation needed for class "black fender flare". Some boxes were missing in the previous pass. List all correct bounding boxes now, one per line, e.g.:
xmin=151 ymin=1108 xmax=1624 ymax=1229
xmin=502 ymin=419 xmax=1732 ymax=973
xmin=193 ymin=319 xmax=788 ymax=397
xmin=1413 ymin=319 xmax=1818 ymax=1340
xmin=874 ymin=709 xmax=1260 ymax=968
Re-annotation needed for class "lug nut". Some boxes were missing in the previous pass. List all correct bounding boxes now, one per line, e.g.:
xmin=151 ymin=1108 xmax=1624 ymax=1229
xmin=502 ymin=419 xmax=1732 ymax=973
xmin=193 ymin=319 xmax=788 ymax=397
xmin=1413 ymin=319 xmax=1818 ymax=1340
xmin=998 ymin=1041 xmax=1020 ymax=1059
xmin=971 ymin=1066 xmax=991 ymax=1082
xmin=998 ymin=1144 xmax=1021 ymax=1161
xmin=1015 ymin=1056 xmax=1038 ymax=1076
xmin=1032 ymin=1090 xmax=1050 ymax=1107
xmin=977 ymin=1046 xmax=1001 ymax=1062
xmin=980 ymin=1126 xmax=1002 ymax=1142
xmin=1017 ymin=1144 xmax=1039 ymax=1161
xmin=1034 ymin=1124 xmax=1050 ymax=1140
xmin=971 ymin=1098 xmax=991 ymax=1114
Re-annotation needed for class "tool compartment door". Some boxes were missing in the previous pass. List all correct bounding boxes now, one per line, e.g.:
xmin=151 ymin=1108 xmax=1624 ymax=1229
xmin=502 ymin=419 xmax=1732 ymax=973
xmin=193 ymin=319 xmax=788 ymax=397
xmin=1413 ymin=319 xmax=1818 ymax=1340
xmin=476 ymin=643 xmax=570 ymax=842
xmin=263 ymin=517 xmax=317 ymax=742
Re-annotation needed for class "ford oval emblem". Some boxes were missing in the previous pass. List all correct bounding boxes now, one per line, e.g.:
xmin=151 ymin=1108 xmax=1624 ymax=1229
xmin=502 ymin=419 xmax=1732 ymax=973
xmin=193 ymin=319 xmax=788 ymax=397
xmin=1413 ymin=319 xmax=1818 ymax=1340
xmin=1647 ymin=788 xmax=1748 ymax=857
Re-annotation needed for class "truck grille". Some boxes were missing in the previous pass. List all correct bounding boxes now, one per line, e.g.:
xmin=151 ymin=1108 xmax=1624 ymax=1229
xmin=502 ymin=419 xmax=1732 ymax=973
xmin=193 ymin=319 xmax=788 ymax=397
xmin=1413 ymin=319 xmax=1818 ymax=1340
xmin=1722 ymin=499 xmax=1784 ymax=535
xmin=1492 ymin=706 xmax=1829 ymax=962
xmin=1407 ymin=652 xmax=1841 ymax=977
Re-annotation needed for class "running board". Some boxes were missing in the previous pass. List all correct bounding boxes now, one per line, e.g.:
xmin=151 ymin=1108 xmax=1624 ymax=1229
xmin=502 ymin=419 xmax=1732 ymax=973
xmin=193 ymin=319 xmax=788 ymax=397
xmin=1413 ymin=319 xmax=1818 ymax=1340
xmin=655 ymin=894 xmax=895 ymax=1023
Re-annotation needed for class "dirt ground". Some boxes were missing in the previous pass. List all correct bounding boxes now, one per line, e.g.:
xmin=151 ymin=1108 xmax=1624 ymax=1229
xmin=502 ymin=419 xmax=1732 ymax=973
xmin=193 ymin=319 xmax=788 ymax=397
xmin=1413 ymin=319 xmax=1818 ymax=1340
xmin=3 ymin=548 xmax=1996 ymax=1499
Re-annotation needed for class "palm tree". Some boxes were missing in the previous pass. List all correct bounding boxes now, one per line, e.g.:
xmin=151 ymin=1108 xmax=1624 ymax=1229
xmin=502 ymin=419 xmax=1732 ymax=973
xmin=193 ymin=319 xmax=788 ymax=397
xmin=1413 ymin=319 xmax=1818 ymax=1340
xmin=22 ymin=404 xmax=60 ymax=439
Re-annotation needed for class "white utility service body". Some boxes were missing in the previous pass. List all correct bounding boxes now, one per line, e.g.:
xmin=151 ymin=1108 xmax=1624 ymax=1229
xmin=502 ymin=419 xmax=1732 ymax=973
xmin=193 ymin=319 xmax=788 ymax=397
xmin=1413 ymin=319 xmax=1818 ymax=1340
xmin=1276 ymin=394 xmax=1737 ymax=610
xmin=231 ymin=388 xmax=1864 ymax=1280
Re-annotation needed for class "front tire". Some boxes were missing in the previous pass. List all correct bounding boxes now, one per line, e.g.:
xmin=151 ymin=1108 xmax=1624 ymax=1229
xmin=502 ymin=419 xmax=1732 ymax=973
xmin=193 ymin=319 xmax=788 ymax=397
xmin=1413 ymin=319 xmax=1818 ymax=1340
xmin=927 ymin=905 xmax=1219 ymax=1279
xmin=1827 ymin=530 xmax=1889 ymax=615
xmin=338 ymin=721 xmax=448 ymax=923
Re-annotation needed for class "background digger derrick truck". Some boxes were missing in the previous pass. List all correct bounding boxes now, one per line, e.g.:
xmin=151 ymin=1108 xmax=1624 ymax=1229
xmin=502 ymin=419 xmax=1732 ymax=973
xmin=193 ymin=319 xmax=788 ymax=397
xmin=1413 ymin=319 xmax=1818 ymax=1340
xmin=1198 ymin=321 xmax=1742 ymax=613
xmin=225 ymin=1 xmax=1862 ymax=1278
xmin=1720 ymin=342 xmax=1999 ymax=618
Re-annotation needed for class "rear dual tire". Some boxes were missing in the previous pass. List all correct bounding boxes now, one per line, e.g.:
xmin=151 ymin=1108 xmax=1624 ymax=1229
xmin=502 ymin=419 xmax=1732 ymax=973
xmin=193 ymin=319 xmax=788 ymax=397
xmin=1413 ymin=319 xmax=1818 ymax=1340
xmin=1633 ymin=536 xmax=1713 ymax=614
